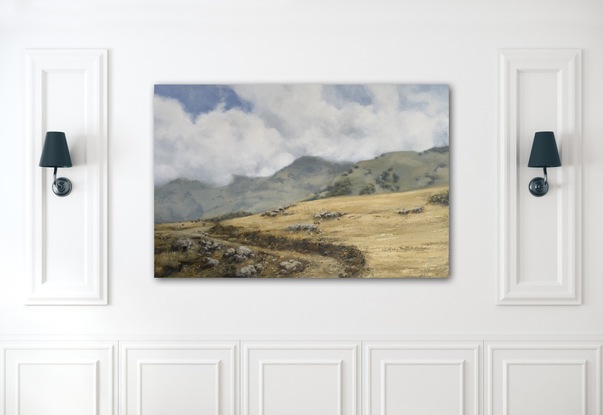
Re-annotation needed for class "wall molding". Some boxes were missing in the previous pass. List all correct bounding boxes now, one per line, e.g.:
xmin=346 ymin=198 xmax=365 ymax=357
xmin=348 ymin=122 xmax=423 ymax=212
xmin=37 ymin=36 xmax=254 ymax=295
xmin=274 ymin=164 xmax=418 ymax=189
xmin=25 ymin=49 xmax=108 ymax=305
xmin=381 ymin=359 xmax=465 ymax=415
xmin=15 ymin=360 xmax=100 ymax=415
xmin=242 ymin=342 xmax=359 ymax=415
xmin=137 ymin=359 xmax=221 ymax=415
xmin=120 ymin=342 xmax=237 ymax=415
xmin=0 ymin=338 xmax=602 ymax=415
xmin=497 ymin=48 xmax=582 ymax=305
xmin=364 ymin=342 xmax=480 ymax=415
xmin=501 ymin=359 xmax=587 ymax=415
xmin=486 ymin=343 xmax=601 ymax=415
xmin=258 ymin=359 xmax=343 ymax=415
xmin=0 ymin=342 xmax=115 ymax=415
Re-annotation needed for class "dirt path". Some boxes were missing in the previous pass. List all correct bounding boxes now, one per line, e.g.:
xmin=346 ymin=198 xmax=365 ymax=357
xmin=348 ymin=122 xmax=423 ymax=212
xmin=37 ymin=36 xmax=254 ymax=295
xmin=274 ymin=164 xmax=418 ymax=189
xmin=208 ymin=223 xmax=365 ymax=278
xmin=155 ymin=221 xmax=364 ymax=278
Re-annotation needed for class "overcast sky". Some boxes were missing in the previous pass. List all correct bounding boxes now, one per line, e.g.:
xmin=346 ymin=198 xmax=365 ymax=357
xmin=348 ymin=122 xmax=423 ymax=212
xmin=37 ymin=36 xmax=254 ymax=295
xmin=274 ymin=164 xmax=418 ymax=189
xmin=154 ymin=84 xmax=448 ymax=186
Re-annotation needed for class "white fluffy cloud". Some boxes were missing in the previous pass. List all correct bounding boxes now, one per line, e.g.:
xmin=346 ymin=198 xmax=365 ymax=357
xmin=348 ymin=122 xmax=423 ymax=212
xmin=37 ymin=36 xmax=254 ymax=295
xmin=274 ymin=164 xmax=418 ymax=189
xmin=154 ymin=84 xmax=448 ymax=186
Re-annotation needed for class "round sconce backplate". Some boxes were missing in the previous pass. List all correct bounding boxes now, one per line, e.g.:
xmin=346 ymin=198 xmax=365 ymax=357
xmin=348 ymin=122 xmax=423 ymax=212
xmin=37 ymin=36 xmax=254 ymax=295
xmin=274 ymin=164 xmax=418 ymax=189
xmin=528 ymin=177 xmax=548 ymax=197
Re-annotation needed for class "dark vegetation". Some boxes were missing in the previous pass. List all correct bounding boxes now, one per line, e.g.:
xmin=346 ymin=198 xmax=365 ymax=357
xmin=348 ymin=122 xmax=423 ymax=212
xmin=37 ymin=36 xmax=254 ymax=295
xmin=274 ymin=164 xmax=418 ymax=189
xmin=205 ymin=211 xmax=253 ymax=223
xmin=155 ymin=223 xmax=366 ymax=278
xmin=427 ymin=190 xmax=449 ymax=206
xmin=324 ymin=178 xmax=353 ymax=197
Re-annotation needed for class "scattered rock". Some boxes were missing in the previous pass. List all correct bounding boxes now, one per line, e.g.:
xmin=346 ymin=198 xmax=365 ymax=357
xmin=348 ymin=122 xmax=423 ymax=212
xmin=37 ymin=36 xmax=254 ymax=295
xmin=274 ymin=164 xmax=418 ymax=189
xmin=205 ymin=258 xmax=219 ymax=267
xmin=236 ymin=246 xmax=254 ymax=257
xmin=223 ymin=246 xmax=255 ymax=263
xmin=314 ymin=211 xmax=344 ymax=220
xmin=398 ymin=206 xmax=424 ymax=215
xmin=261 ymin=204 xmax=296 ymax=218
xmin=262 ymin=211 xmax=278 ymax=217
xmin=199 ymin=239 xmax=221 ymax=253
xmin=279 ymin=260 xmax=304 ymax=273
xmin=232 ymin=254 xmax=248 ymax=263
xmin=286 ymin=224 xmax=318 ymax=232
xmin=235 ymin=265 xmax=257 ymax=278
xmin=171 ymin=238 xmax=195 ymax=252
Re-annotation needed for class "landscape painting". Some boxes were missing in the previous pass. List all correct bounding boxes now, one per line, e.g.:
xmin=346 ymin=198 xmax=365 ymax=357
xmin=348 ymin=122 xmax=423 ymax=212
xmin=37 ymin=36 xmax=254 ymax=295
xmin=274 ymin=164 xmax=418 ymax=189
xmin=154 ymin=84 xmax=449 ymax=278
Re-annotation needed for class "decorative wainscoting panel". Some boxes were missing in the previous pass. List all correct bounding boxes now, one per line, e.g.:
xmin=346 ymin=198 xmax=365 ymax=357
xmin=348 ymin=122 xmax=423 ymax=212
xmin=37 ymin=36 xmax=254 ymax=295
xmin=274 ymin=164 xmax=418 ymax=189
xmin=25 ymin=49 xmax=108 ymax=305
xmin=120 ymin=342 xmax=237 ymax=415
xmin=242 ymin=342 xmax=360 ymax=415
xmin=364 ymin=342 xmax=480 ymax=415
xmin=497 ymin=49 xmax=582 ymax=305
xmin=2 ymin=337 xmax=602 ymax=415
xmin=0 ymin=342 xmax=116 ymax=415
xmin=486 ymin=342 xmax=601 ymax=415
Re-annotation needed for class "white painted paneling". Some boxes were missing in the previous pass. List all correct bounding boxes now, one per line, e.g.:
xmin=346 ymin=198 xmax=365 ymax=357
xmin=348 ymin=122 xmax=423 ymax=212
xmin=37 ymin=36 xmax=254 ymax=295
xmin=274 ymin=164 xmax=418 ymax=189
xmin=497 ymin=49 xmax=582 ymax=305
xmin=486 ymin=343 xmax=601 ymax=415
xmin=25 ymin=49 xmax=108 ymax=305
xmin=0 ymin=0 xmax=602 ymax=362
xmin=0 ymin=338 xmax=601 ymax=415
xmin=120 ymin=342 xmax=237 ymax=415
xmin=242 ymin=342 xmax=359 ymax=415
xmin=0 ymin=342 xmax=116 ymax=415
xmin=364 ymin=342 xmax=480 ymax=415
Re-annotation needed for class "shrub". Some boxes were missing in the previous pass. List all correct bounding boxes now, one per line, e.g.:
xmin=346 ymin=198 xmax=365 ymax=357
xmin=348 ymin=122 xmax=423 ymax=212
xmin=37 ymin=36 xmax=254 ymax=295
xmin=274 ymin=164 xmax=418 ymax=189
xmin=325 ymin=178 xmax=352 ymax=197
xmin=427 ymin=190 xmax=449 ymax=206
xmin=359 ymin=183 xmax=376 ymax=195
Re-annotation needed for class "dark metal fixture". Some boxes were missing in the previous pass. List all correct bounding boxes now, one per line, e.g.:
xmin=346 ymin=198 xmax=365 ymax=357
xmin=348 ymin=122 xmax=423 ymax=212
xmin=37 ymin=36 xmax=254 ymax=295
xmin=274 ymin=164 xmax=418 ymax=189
xmin=39 ymin=131 xmax=73 ymax=196
xmin=527 ymin=131 xmax=561 ymax=197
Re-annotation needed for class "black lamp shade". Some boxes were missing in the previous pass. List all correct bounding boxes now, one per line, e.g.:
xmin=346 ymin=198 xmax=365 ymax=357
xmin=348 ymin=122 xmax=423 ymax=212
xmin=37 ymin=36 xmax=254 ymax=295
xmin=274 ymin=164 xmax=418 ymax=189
xmin=39 ymin=131 xmax=72 ymax=168
xmin=528 ymin=131 xmax=561 ymax=168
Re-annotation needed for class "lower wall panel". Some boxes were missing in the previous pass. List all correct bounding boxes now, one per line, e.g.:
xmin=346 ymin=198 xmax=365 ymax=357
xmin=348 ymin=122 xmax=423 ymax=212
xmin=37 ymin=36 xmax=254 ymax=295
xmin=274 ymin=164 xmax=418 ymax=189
xmin=486 ymin=343 xmax=601 ymax=415
xmin=242 ymin=342 xmax=359 ymax=415
xmin=1 ymin=342 xmax=116 ymax=415
xmin=1 ymin=337 xmax=601 ymax=415
xmin=120 ymin=342 xmax=237 ymax=415
xmin=364 ymin=342 xmax=481 ymax=415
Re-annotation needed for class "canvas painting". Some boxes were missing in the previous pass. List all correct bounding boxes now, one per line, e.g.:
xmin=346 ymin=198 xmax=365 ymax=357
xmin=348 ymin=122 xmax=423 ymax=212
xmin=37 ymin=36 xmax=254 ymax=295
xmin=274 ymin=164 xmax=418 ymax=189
xmin=154 ymin=84 xmax=449 ymax=278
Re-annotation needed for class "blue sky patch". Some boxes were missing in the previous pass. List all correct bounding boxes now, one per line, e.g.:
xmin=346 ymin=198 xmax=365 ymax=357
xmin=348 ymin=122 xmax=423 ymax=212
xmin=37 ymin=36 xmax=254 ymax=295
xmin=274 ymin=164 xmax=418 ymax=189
xmin=154 ymin=85 xmax=252 ymax=117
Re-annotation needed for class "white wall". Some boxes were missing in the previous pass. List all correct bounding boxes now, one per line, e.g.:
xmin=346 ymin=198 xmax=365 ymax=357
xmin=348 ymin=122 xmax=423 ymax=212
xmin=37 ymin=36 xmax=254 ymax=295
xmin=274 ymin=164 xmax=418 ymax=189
xmin=1 ymin=0 xmax=603 ymax=336
xmin=2 ymin=2 xmax=603 ymax=414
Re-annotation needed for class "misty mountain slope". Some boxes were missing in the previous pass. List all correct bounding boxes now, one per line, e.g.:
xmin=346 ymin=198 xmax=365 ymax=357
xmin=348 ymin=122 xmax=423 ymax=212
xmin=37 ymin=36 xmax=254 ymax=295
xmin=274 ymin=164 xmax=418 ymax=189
xmin=154 ymin=147 xmax=448 ymax=223
xmin=154 ymin=178 xmax=207 ymax=223
xmin=155 ymin=156 xmax=353 ymax=223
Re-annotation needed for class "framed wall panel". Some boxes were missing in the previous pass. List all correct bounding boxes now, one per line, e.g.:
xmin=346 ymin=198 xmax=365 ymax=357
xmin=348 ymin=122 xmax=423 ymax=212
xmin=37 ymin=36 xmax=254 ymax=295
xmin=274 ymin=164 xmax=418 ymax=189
xmin=25 ymin=49 xmax=108 ymax=305
xmin=364 ymin=342 xmax=480 ymax=415
xmin=0 ymin=342 xmax=116 ymax=415
xmin=497 ymin=49 xmax=582 ymax=305
xmin=120 ymin=342 xmax=237 ymax=415
xmin=486 ymin=343 xmax=601 ymax=415
xmin=242 ymin=342 xmax=359 ymax=415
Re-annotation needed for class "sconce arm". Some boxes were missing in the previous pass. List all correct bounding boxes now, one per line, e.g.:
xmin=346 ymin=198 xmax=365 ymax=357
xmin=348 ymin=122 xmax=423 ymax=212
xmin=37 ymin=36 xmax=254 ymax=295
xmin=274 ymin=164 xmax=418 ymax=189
xmin=50 ymin=166 xmax=72 ymax=197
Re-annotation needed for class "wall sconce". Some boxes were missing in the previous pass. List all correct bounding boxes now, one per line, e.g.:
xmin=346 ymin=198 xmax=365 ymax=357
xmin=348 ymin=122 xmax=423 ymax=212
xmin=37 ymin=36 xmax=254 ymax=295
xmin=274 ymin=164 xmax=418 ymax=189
xmin=527 ymin=131 xmax=561 ymax=197
xmin=39 ymin=131 xmax=73 ymax=197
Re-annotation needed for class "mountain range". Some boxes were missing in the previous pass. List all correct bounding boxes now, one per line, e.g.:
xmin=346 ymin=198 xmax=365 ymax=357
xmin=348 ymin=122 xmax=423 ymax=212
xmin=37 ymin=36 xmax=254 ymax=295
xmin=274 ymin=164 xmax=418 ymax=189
xmin=154 ymin=146 xmax=449 ymax=223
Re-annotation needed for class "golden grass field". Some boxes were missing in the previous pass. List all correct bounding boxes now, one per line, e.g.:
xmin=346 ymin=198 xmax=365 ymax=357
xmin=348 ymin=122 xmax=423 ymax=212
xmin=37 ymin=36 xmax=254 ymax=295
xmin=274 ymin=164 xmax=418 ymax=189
xmin=155 ymin=185 xmax=448 ymax=278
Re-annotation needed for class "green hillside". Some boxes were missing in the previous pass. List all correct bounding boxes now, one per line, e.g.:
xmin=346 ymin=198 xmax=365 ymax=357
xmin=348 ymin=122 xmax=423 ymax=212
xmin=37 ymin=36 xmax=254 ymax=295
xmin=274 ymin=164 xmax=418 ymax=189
xmin=154 ymin=146 xmax=449 ymax=223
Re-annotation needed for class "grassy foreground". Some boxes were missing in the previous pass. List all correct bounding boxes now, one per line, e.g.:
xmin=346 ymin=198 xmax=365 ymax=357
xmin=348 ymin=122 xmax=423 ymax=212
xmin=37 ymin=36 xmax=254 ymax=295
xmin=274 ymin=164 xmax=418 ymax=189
xmin=155 ymin=186 xmax=449 ymax=278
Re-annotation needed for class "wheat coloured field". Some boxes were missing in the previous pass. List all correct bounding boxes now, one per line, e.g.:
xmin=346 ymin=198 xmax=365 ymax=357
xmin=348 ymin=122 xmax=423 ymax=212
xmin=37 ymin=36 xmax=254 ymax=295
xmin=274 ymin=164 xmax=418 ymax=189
xmin=154 ymin=185 xmax=449 ymax=278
